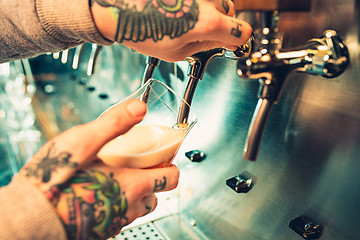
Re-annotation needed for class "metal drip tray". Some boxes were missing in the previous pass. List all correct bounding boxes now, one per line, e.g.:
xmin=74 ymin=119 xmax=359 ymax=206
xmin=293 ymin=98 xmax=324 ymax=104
xmin=114 ymin=222 xmax=168 ymax=240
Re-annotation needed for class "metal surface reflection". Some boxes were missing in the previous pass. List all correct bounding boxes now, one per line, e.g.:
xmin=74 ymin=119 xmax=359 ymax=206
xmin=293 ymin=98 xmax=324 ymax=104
xmin=238 ymin=29 xmax=350 ymax=161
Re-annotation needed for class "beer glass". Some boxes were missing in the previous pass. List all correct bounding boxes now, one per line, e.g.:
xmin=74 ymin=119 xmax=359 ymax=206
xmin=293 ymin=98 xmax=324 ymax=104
xmin=97 ymin=79 xmax=196 ymax=168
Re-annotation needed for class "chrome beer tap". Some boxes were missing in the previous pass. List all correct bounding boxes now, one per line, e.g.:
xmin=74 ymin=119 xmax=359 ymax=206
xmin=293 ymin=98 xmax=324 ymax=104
xmin=142 ymin=56 xmax=161 ymax=85
xmin=72 ymin=44 xmax=87 ymax=70
xmin=177 ymin=35 xmax=255 ymax=125
xmin=238 ymin=28 xmax=350 ymax=161
xmin=87 ymin=44 xmax=103 ymax=76
xmin=138 ymin=34 xmax=254 ymax=118
xmin=139 ymin=56 xmax=161 ymax=103
xmin=72 ymin=43 xmax=103 ymax=75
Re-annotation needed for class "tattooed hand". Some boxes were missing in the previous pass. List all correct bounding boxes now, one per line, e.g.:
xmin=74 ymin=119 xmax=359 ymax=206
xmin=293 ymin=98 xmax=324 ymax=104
xmin=18 ymin=99 xmax=180 ymax=239
xmin=90 ymin=0 xmax=253 ymax=62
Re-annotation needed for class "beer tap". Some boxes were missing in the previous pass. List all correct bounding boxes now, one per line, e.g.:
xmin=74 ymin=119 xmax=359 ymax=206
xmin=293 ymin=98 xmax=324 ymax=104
xmin=139 ymin=34 xmax=254 ymax=111
xmin=238 ymin=26 xmax=350 ymax=161
xmin=142 ymin=56 xmax=161 ymax=85
xmin=177 ymin=36 xmax=255 ymax=125
xmin=72 ymin=43 xmax=103 ymax=76
xmin=139 ymin=56 xmax=161 ymax=103
xmin=72 ymin=44 xmax=87 ymax=70
xmin=87 ymin=44 xmax=103 ymax=76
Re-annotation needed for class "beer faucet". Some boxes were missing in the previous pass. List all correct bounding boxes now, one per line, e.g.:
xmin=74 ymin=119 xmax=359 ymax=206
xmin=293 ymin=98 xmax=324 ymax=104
xmin=139 ymin=35 xmax=255 ymax=118
xmin=237 ymin=24 xmax=350 ymax=161
xmin=87 ymin=44 xmax=103 ymax=76
xmin=71 ymin=43 xmax=103 ymax=76
xmin=142 ymin=56 xmax=161 ymax=85
xmin=72 ymin=44 xmax=87 ymax=70
xmin=177 ymin=36 xmax=255 ymax=125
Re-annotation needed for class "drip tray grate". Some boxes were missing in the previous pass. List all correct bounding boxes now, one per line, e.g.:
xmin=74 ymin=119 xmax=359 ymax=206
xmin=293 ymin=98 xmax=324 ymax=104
xmin=113 ymin=222 xmax=168 ymax=240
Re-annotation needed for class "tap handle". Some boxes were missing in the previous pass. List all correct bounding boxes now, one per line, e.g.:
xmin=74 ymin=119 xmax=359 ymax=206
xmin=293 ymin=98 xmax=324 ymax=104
xmin=289 ymin=30 xmax=349 ymax=78
xmin=186 ymin=48 xmax=225 ymax=80
xmin=223 ymin=32 xmax=256 ymax=59
xmin=319 ymin=30 xmax=350 ymax=78
xmin=233 ymin=32 xmax=256 ymax=58
xmin=186 ymin=32 xmax=256 ymax=79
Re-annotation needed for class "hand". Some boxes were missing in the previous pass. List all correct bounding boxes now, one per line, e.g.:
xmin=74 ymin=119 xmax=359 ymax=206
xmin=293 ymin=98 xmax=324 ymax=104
xmin=18 ymin=99 xmax=180 ymax=239
xmin=91 ymin=0 xmax=253 ymax=62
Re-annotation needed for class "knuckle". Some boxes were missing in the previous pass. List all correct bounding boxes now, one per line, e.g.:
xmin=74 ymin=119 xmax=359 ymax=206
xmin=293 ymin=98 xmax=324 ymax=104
xmin=198 ymin=15 xmax=224 ymax=34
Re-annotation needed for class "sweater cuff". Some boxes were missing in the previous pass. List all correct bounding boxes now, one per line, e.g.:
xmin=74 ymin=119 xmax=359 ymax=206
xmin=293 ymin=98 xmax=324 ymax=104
xmin=35 ymin=0 xmax=113 ymax=46
xmin=0 ymin=176 xmax=67 ymax=239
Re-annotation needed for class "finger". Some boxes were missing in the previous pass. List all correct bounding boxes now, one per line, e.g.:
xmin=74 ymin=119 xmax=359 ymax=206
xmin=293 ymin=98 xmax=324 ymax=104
xmin=107 ymin=164 xmax=180 ymax=202
xmin=38 ymin=99 xmax=146 ymax=167
xmin=213 ymin=0 xmax=235 ymax=16
xmin=124 ymin=165 xmax=180 ymax=197
xmin=148 ymin=165 xmax=180 ymax=193
xmin=85 ymin=99 xmax=147 ymax=158
xmin=142 ymin=194 xmax=158 ymax=216
xmin=95 ymin=99 xmax=147 ymax=144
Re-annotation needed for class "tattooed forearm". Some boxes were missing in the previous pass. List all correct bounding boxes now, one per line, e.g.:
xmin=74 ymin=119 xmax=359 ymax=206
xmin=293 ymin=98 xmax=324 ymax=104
xmin=92 ymin=0 xmax=199 ymax=42
xmin=47 ymin=170 xmax=128 ymax=239
xmin=154 ymin=177 xmax=167 ymax=191
xmin=24 ymin=142 xmax=77 ymax=183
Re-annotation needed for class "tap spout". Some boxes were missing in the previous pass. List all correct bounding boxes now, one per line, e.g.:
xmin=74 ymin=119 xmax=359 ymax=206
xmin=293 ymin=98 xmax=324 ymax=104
xmin=176 ymin=48 xmax=224 ymax=125
xmin=177 ymin=48 xmax=225 ymax=125
xmin=177 ymin=76 xmax=199 ymax=125
xmin=72 ymin=44 xmax=87 ymax=70
xmin=140 ymin=56 xmax=161 ymax=103
xmin=142 ymin=57 xmax=160 ymax=85
xmin=243 ymin=98 xmax=273 ymax=161
xmin=87 ymin=44 xmax=102 ymax=76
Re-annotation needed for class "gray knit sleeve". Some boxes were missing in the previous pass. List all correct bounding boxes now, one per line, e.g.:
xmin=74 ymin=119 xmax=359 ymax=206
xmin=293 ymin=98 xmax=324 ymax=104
xmin=0 ymin=0 xmax=113 ymax=63
xmin=0 ymin=175 xmax=68 ymax=239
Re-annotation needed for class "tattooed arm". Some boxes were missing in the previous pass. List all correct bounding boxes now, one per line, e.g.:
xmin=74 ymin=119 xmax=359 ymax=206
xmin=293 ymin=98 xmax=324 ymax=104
xmin=7 ymin=99 xmax=179 ymax=239
xmin=1 ymin=0 xmax=251 ymax=63
xmin=91 ymin=0 xmax=253 ymax=61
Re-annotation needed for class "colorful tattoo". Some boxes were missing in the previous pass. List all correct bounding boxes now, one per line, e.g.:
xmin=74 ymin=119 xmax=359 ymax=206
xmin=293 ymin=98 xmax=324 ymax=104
xmin=24 ymin=143 xmax=78 ymax=183
xmin=47 ymin=170 xmax=128 ymax=239
xmin=222 ymin=0 xmax=230 ymax=14
xmin=154 ymin=177 xmax=167 ymax=191
xmin=92 ymin=0 xmax=199 ymax=42
xmin=231 ymin=21 xmax=242 ymax=38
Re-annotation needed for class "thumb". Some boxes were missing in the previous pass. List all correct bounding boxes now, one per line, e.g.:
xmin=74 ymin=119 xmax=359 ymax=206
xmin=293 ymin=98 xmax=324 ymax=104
xmin=95 ymin=99 xmax=147 ymax=145
xmin=77 ymin=99 xmax=147 ymax=162
xmin=43 ymin=99 xmax=147 ymax=167
xmin=19 ymin=99 xmax=146 ymax=192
